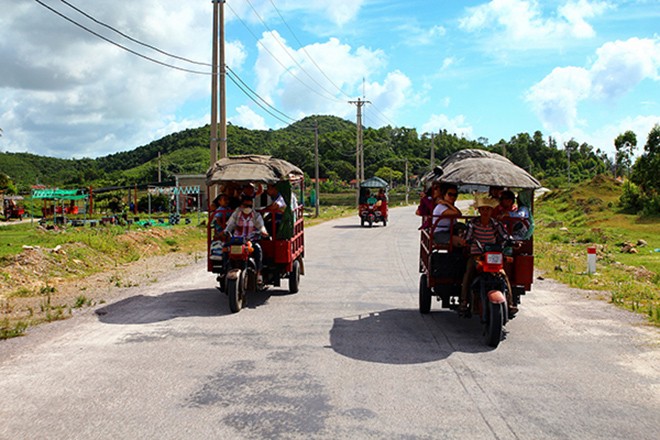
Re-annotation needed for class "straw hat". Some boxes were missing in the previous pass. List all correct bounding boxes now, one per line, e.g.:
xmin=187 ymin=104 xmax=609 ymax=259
xmin=472 ymin=193 xmax=499 ymax=209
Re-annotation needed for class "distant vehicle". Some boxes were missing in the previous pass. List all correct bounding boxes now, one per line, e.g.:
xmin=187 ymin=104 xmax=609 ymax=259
xmin=2 ymin=195 xmax=25 ymax=221
xmin=418 ymin=149 xmax=540 ymax=347
xmin=358 ymin=177 xmax=389 ymax=227
xmin=206 ymin=155 xmax=305 ymax=313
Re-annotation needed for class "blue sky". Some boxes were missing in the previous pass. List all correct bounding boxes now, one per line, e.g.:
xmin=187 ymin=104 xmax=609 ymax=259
xmin=1 ymin=0 xmax=658 ymax=160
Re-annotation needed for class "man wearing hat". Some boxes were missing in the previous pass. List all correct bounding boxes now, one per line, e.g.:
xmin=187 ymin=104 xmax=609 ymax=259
xmin=458 ymin=194 xmax=516 ymax=316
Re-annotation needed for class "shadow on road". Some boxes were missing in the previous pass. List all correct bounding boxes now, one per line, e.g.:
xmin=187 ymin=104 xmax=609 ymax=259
xmin=96 ymin=288 xmax=229 ymax=324
xmin=329 ymin=308 xmax=492 ymax=364
xmin=96 ymin=286 xmax=298 ymax=324
xmin=331 ymin=224 xmax=365 ymax=229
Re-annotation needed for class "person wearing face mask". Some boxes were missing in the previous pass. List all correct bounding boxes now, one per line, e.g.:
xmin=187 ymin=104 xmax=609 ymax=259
xmin=222 ymin=194 xmax=269 ymax=283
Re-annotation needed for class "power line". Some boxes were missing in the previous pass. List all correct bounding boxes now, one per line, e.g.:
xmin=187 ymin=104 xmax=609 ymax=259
xmin=369 ymin=102 xmax=398 ymax=127
xmin=245 ymin=0 xmax=340 ymax=101
xmin=268 ymin=0 xmax=350 ymax=99
xmin=35 ymin=0 xmax=300 ymax=126
xmin=225 ymin=1 xmax=342 ymax=103
xmin=226 ymin=66 xmax=296 ymax=123
xmin=34 ymin=0 xmax=210 ymax=75
xmin=59 ymin=0 xmax=212 ymax=67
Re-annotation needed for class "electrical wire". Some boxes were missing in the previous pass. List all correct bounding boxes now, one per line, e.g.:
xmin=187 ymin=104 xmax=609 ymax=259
xmin=226 ymin=66 xmax=296 ymax=123
xmin=34 ymin=0 xmax=210 ymax=75
xmin=245 ymin=0 xmax=340 ymax=102
xmin=268 ymin=0 xmax=350 ymax=99
xmin=59 ymin=0 xmax=212 ymax=67
xmin=225 ymin=1 xmax=342 ymax=103
xmin=35 ymin=0 xmax=303 ymax=127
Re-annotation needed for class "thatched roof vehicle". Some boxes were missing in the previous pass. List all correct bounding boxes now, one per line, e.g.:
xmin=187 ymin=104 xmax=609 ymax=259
xmin=423 ymin=149 xmax=541 ymax=189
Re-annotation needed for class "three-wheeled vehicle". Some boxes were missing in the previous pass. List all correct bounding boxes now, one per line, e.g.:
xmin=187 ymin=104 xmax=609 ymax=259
xmin=206 ymin=155 xmax=305 ymax=313
xmin=358 ymin=177 xmax=389 ymax=227
xmin=2 ymin=195 xmax=25 ymax=221
xmin=418 ymin=149 xmax=540 ymax=347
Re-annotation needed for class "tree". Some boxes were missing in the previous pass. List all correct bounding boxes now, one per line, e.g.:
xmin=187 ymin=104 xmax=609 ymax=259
xmin=631 ymin=124 xmax=660 ymax=193
xmin=375 ymin=166 xmax=402 ymax=186
xmin=0 ymin=173 xmax=17 ymax=194
xmin=614 ymin=131 xmax=637 ymax=177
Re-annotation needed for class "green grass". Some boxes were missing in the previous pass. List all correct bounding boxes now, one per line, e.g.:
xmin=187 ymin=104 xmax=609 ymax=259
xmin=535 ymin=175 xmax=659 ymax=325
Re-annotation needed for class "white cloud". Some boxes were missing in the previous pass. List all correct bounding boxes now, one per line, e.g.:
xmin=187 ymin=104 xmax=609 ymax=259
xmin=526 ymin=37 xmax=660 ymax=131
xmin=552 ymin=114 xmax=660 ymax=157
xmin=253 ymin=32 xmax=401 ymax=123
xmin=399 ymin=24 xmax=447 ymax=46
xmin=421 ymin=114 xmax=475 ymax=140
xmin=459 ymin=0 xmax=611 ymax=50
xmin=0 ymin=0 xmax=249 ymax=158
xmin=227 ymin=0 xmax=364 ymax=27
xmin=230 ymin=105 xmax=268 ymax=130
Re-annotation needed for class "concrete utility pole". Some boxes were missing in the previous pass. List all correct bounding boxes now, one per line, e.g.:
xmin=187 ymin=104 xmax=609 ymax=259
xmin=430 ymin=132 xmax=435 ymax=169
xmin=314 ymin=119 xmax=320 ymax=217
xmin=349 ymin=97 xmax=369 ymax=206
xmin=218 ymin=0 xmax=227 ymax=159
xmin=210 ymin=0 xmax=219 ymax=167
xmin=405 ymin=158 xmax=409 ymax=205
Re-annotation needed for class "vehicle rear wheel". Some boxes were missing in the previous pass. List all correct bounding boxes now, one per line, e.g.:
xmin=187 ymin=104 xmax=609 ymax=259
xmin=289 ymin=259 xmax=300 ymax=294
xmin=368 ymin=218 xmax=373 ymax=228
xmin=227 ymin=273 xmax=245 ymax=313
xmin=483 ymin=302 xmax=504 ymax=347
xmin=361 ymin=218 xmax=365 ymax=227
xmin=382 ymin=219 xmax=387 ymax=227
xmin=419 ymin=274 xmax=431 ymax=314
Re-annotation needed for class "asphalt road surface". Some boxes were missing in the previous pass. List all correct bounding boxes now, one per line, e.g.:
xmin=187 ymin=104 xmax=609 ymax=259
xmin=1 ymin=206 xmax=658 ymax=439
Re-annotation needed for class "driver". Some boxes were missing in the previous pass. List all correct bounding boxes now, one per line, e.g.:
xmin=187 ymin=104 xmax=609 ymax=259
xmin=458 ymin=194 xmax=516 ymax=316
xmin=221 ymin=194 xmax=269 ymax=284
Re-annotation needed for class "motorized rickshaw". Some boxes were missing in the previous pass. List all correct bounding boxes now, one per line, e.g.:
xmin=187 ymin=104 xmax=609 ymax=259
xmin=358 ymin=177 xmax=389 ymax=227
xmin=2 ymin=195 xmax=25 ymax=221
xmin=418 ymin=149 xmax=540 ymax=347
xmin=206 ymin=155 xmax=305 ymax=313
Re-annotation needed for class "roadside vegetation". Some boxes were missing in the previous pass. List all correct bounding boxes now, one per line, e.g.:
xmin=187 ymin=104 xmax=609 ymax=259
xmin=0 ymin=221 xmax=206 ymax=339
xmin=534 ymin=175 xmax=659 ymax=325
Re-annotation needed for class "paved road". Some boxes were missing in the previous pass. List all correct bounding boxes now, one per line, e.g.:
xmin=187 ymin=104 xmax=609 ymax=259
xmin=1 ymin=206 xmax=658 ymax=439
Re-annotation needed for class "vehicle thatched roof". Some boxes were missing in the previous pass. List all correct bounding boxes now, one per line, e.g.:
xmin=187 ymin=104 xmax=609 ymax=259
xmin=425 ymin=149 xmax=541 ymax=189
xmin=206 ymin=155 xmax=303 ymax=185
xmin=359 ymin=176 xmax=389 ymax=189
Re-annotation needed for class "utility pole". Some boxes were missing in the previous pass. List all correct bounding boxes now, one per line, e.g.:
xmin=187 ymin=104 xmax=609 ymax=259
xmin=314 ymin=119 xmax=320 ymax=217
xmin=210 ymin=0 xmax=219 ymax=167
xmin=218 ymin=0 xmax=227 ymax=159
xmin=405 ymin=158 xmax=409 ymax=205
xmin=430 ymin=132 xmax=435 ymax=169
xmin=349 ymin=97 xmax=369 ymax=206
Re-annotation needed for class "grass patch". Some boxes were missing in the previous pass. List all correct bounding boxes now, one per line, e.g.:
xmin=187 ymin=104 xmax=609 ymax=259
xmin=536 ymin=175 xmax=659 ymax=325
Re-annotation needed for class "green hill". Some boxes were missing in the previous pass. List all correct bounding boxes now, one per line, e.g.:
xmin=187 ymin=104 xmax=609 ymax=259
xmin=1 ymin=115 xmax=611 ymax=193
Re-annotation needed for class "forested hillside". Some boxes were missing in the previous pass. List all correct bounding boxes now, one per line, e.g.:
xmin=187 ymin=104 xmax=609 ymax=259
xmin=1 ymin=115 xmax=613 ymax=192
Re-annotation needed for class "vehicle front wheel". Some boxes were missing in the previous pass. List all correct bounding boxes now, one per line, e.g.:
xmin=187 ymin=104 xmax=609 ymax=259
xmin=483 ymin=302 xmax=504 ymax=347
xmin=419 ymin=274 xmax=431 ymax=314
xmin=227 ymin=274 xmax=245 ymax=313
xmin=289 ymin=259 xmax=301 ymax=294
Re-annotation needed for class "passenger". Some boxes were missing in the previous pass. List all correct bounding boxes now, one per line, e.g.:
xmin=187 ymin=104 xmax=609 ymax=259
xmin=210 ymin=194 xmax=231 ymax=239
xmin=458 ymin=194 xmax=516 ymax=316
xmin=488 ymin=185 xmax=504 ymax=200
xmin=432 ymin=183 xmax=463 ymax=245
xmin=221 ymin=194 xmax=269 ymax=284
xmin=266 ymin=183 xmax=286 ymax=213
xmin=416 ymin=183 xmax=440 ymax=230
xmin=376 ymin=188 xmax=387 ymax=202
xmin=492 ymin=190 xmax=517 ymax=219
xmin=493 ymin=190 xmax=530 ymax=239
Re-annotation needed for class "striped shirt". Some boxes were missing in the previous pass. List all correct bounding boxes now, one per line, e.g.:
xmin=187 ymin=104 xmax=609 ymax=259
xmin=464 ymin=217 xmax=510 ymax=254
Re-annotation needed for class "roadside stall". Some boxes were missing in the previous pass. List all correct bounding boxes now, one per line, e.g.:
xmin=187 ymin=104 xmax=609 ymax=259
xmin=31 ymin=188 xmax=89 ymax=225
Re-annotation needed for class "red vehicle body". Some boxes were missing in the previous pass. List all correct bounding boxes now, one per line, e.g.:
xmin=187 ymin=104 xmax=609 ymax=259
xmin=418 ymin=150 xmax=540 ymax=347
xmin=205 ymin=155 xmax=305 ymax=313
xmin=358 ymin=177 xmax=389 ymax=227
